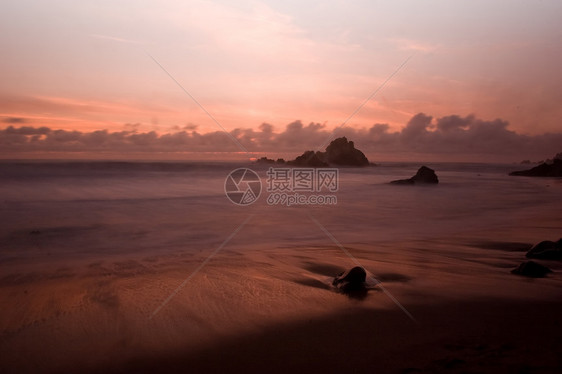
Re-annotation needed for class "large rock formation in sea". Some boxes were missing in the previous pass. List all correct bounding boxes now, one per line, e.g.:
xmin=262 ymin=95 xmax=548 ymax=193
xmin=285 ymin=137 xmax=370 ymax=167
xmin=526 ymin=239 xmax=562 ymax=260
xmin=510 ymin=153 xmax=562 ymax=177
xmin=288 ymin=151 xmax=329 ymax=167
xmin=390 ymin=166 xmax=439 ymax=185
xmin=323 ymin=137 xmax=369 ymax=166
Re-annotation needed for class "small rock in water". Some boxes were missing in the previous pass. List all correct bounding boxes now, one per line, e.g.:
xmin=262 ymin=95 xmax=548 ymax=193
xmin=390 ymin=166 xmax=439 ymax=185
xmin=511 ymin=261 xmax=552 ymax=278
xmin=332 ymin=266 xmax=367 ymax=293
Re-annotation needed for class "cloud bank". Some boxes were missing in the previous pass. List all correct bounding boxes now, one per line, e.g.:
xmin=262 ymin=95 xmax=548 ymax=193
xmin=1 ymin=113 xmax=561 ymax=161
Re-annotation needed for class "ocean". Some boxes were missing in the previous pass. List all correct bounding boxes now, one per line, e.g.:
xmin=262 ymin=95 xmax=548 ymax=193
xmin=1 ymin=160 xmax=560 ymax=261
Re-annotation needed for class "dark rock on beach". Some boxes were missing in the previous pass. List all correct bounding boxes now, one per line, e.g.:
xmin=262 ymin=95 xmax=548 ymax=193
xmin=332 ymin=266 xmax=368 ymax=294
xmin=510 ymin=157 xmax=562 ymax=177
xmin=390 ymin=166 xmax=439 ymax=185
xmin=511 ymin=261 xmax=552 ymax=278
xmin=526 ymin=239 xmax=562 ymax=260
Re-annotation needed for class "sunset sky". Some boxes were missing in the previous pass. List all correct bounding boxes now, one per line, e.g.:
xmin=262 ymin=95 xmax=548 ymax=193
xmin=1 ymin=0 xmax=561 ymax=159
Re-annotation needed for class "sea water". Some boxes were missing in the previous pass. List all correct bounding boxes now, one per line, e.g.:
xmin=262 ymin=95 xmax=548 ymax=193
xmin=0 ymin=161 xmax=560 ymax=265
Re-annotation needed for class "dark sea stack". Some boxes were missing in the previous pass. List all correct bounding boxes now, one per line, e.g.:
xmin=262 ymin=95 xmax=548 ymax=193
xmin=332 ymin=266 xmax=367 ymax=293
xmin=324 ymin=137 xmax=369 ymax=166
xmin=390 ymin=166 xmax=439 ymax=185
xmin=511 ymin=261 xmax=552 ymax=278
xmin=526 ymin=239 xmax=562 ymax=260
xmin=265 ymin=137 xmax=370 ymax=167
xmin=412 ymin=166 xmax=439 ymax=183
xmin=509 ymin=158 xmax=562 ymax=177
xmin=288 ymin=150 xmax=329 ymax=167
xmin=256 ymin=157 xmax=286 ymax=165
xmin=256 ymin=157 xmax=276 ymax=164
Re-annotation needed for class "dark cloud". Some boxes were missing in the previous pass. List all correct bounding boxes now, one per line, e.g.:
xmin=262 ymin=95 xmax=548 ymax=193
xmin=3 ymin=125 xmax=50 ymax=135
xmin=401 ymin=113 xmax=432 ymax=140
xmin=123 ymin=123 xmax=141 ymax=131
xmin=436 ymin=114 xmax=473 ymax=132
xmin=2 ymin=117 xmax=28 ymax=124
xmin=1 ymin=113 xmax=561 ymax=160
xmin=169 ymin=123 xmax=198 ymax=132
xmin=183 ymin=124 xmax=198 ymax=131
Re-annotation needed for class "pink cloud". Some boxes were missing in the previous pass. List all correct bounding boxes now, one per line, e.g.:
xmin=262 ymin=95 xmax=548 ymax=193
xmin=2 ymin=113 xmax=561 ymax=162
